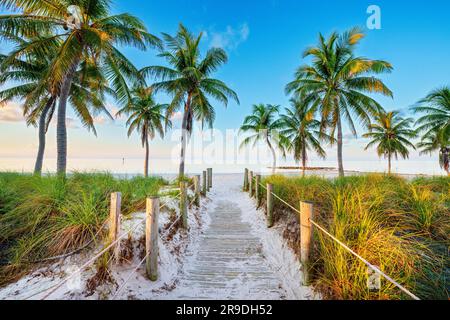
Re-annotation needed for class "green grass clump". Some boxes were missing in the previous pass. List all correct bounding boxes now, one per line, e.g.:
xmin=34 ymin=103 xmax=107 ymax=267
xmin=260 ymin=174 xmax=449 ymax=300
xmin=0 ymin=171 xmax=166 ymax=286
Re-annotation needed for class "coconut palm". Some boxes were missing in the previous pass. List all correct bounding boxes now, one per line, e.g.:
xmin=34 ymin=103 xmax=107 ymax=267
xmin=0 ymin=0 xmax=160 ymax=175
xmin=412 ymin=86 xmax=450 ymax=141
xmin=239 ymin=104 xmax=285 ymax=173
xmin=117 ymin=87 xmax=171 ymax=177
xmin=141 ymin=24 xmax=239 ymax=179
xmin=363 ymin=111 xmax=417 ymax=174
xmin=0 ymin=35 xmax=114 ymax=175
xmin=285 ymin=28 xmax=393 ymax=177
xmin=278 ymin=98 xmax=334 ymax=176
xmin=417 ymin=129 xmax=449 ymax=176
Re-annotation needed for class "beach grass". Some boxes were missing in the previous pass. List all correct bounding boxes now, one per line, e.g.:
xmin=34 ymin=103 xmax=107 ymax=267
xmin=260 ymin=174 xmax=449 ymax=300
xmin=0 ymin=171 xmax=166 ymax=286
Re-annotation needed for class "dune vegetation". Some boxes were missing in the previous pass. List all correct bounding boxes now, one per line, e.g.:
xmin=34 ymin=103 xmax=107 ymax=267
xmin=259 ymin=174 xmax=449 ymax=300
xmin=0 ymin=172 xmax=166 ymax=286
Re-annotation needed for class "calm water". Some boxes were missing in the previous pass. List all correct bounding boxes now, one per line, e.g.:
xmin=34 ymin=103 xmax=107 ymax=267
xmin=0 ymin=157 xmax=444 ymax=176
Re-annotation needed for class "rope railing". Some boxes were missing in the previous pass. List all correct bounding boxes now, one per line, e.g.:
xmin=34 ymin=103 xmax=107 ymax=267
xmin=15 ymin=172 xmax=209 ymax=301
xmin=248 ymin=173 xmax=420 ymax=300
xmin=111 ymin=181 xmax=200 ymax=299
xmin=19 ymin=220 xmax=143 ymax=300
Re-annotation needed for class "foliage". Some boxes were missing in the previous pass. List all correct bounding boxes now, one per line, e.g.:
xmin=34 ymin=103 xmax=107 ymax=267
xmin=260 ymin=174 xmax=449 ymax=300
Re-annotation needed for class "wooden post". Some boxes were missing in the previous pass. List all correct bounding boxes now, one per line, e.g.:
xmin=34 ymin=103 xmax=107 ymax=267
xmin=243 ymin=168 xmax=249 ymax=191
xmin=180 ymin=182 xmax=188 ymax=228
xmin=255 ymin=175 xmax=261 ymax=206
xmin=109 ymin=192 xmax=121 ymax=261
xmin=207 ymin=168 xmax=212 ymax=190
xmin=146 ymin=196 xmax=159 ymax=281
xmin=300 ymin=201 xmax=313 ymax=285
xmin=266 ymin=184 xmax=274 ymax=227
xmin=202 ymin=170 xmax=207 ymax=195
xmin=248 ymin=171 xmax=254 ymax=198
xmin=194 ymin=175 xmax=200 ymax=207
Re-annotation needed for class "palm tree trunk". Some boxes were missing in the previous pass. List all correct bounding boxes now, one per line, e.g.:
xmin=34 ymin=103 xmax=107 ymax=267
xmin=388 ymin=152 xmax=392 ymax=175
xmin=336 ymin=114 xmax=344 ymax=177
xmin=33 ymin=97 xmax=54 ymax=175
xmin=56 ymin=58 xmax=80 ymax=176
xmin=266 ymin=137 xmax=276 ymax=174
xmin=301 ymin=144 xmax=307 ymax=177
xmin=144 ymin=133 xmax=149 ymax=178
xmin=443 ymin=147 xmax=449 ymax=176
xmin=179 ymin=93 xmax=192 ymax=179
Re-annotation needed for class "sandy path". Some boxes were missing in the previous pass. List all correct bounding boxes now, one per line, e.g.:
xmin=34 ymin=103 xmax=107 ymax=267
xmin=160 ymin=174 xmax=313 ymax=300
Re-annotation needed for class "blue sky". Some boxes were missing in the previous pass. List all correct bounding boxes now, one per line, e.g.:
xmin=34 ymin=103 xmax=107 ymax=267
xmin=1 ymin=0 xmax=449 ymax=172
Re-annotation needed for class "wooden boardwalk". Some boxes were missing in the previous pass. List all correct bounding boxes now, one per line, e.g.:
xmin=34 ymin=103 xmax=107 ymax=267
xmin=174 ymin=199 xmax=286 ymax=299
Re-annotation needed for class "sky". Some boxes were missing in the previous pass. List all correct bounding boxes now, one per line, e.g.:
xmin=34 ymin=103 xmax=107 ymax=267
xmin=0 ymin=0 xmax=449 ymax=173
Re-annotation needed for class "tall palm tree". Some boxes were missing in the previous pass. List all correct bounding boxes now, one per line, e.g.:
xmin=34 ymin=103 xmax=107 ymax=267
xmin=417 ymin=129 xmax=449 ymax=176
xmin=278 ymin=98 xmax=334 ymax=176
xmin=363 ymin=111 xmax=417 ymax=174
xmin=239 ymin=104 xmax=284 ymax=173
xmin=117 ymin=87 xmax=171 ymax=177
xmin=141 ymin=24 xmax=239 ymax=178
xmin=0 ymin=0 xmax=160 ymax=175
xmin=0 ymin=35 xmax=114 ymax=175
xmin=285 ymin=28 xmax=393 ymax=177
xmin=412 ymin=86 xmax=450 ymax=141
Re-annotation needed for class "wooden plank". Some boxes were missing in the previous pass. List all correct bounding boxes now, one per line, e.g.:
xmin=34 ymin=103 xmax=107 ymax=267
xmin=194 ymin=175 xmax=200 ymax=206
xmin=146 ymin=196 xmax=159 ymax=281
xmin=266 ymin=184 xmax=274 ymax=227
xmin=180 ymin=181 xmax=188 ymax=228
xmin=300 ymin=201 xmax=313 ymax=285
xmin=109 ymin=192 xmax=121 ymax=262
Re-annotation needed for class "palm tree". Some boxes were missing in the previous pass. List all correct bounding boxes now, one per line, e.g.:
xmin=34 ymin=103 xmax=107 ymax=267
xmin=363 ymin=111 xmax=417 ymax=174
xmin=412 ymin=86 xmax=450 ymax=141
xmin=117 ymin=87 xmax=171 ymax=177
xmin=285 ymin=28 xmax=393 ymax=177
xmin=239 ymin=104 xmax=284 ymax=173
xmin=0 ymin=0 xmax=160 ymax=175
xmin=278 ymin=98 xmax=334 ymax=176
xmin=0 ymin=35 xmax=113 ymax=175
xmin=417 ymin=129 xmax=449 ymax=176
xmin=141 ymin=24 xmax=239 ymax=178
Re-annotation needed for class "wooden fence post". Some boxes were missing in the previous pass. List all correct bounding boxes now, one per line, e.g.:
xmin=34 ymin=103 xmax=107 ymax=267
xmin=249 ymin=171 xmax=254 ymax=196
xmin=194 ymin=175 xmax=200 ymax=207
xmin=243 ymin=168 xmax=249 ymax=191
xmin=180 ymin=182 xmax=188 ymax=229
xmin=300 ymin=201 xmax=313 ymax=285
xmin=202 ymin=171 xmax=207 ymax=195
xmin=266 ymin=184 xmax=274 ymax=227
xmin=255 ymin=175 xmax=261 ymax=206
xmin=109 ymin=192 xmax=122 ymax=261
xmin=146 ymin=196 xmax=159 ymax=281
xmin=207 ymin=168 xmax=212 ymax=190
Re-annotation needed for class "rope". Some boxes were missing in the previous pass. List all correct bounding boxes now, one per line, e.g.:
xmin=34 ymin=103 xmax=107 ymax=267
xmin=37 ymin=221 xmax=142 ymax=300
xmin=308 ymin=219 xmax=420 ymax=300
xmin=24 ymin=183 xmax=196 ymax=300
xmin=253 ymin=181 xmax=421 ymax=301
xmin=111 ymin=253 xmax=149 ymax=300
xmin=112 ymin=184 xmax=199 ymax=299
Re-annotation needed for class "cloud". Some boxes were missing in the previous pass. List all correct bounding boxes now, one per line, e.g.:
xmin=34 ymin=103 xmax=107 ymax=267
xmin=0 ymin=102 xmax=25 ymax=122
xmin=207 ymin=23 xmax=250 ymax=51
